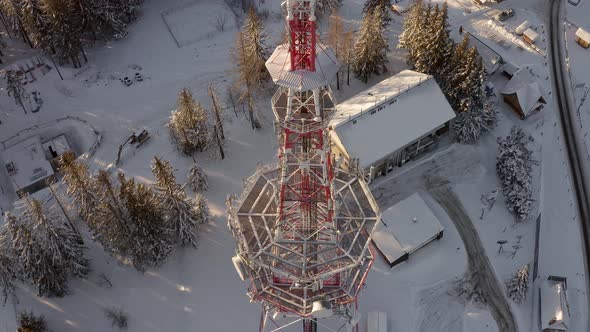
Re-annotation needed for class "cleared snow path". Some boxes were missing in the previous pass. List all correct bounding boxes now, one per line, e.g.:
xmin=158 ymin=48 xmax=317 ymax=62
xmin=429 ymin=184 xmax=518 ymax=332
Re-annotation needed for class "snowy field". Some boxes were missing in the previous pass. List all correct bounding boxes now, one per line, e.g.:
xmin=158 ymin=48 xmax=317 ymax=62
xmin=0 ymin=0 xmax=587 ymax=331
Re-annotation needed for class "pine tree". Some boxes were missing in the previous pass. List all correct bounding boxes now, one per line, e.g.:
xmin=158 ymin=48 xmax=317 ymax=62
xmin=22 ymin=199 xmax=90 ymax=294
xmin=5 ymin=70 xmax=28 ymax=114
xmin=497 ymin=126 xmax=536 ymax=221
xmin=326 ymin=11 xmax=344 ymax=90
xmin=352 ymin=9 xmax=388 ymax=83
xmin=362 ymin=0 xmax=392 ymax=27
xmin=398 ymin=0 xmax=424 ymax=68
xmin=40 ymin=0 xmax=84 ymax=66
xmin=151 ymin=157 xmax=200 ymax=248
xmin=233 ymin=30 xmax=261 ymax=129
xmin=505 ymin=264 xmax=529 ymax=304
xmin=21 ymin=0 xmax=52 ymax=49
xmin=242 ymin=7 xmax=269 ymax=86
xmin=316 ymin=0 xmax=342 ymax=14
xmin=91 ymin=170 xmax=133 ymax=258
xmin=187 ymin=163 xmax=208 ymax=192
xmin=169 ymin=88 xmax=209 ymax=155
xmin=118 ymin=173 xmax=173 ymax=270
xmin=0 ymin=221 xmax=17 ymax=303
xmin=194 ymin=193 xmax=209 ymax=225
xmin=440 ymin=34 xmax=469 ymax=98
xmin=414 ymin=3 xmax=452 ymax=81
xmin=59 ymin=151 xmax=97 ymax=223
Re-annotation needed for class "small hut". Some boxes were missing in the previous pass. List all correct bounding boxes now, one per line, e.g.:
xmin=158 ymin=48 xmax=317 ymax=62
xmin=575 ymin=27 xmax=590 ymax=49
xmin=501 ymin=69 xmax=546 ymax=119
xmin=523 ymin=28 xmax=539 ymax=45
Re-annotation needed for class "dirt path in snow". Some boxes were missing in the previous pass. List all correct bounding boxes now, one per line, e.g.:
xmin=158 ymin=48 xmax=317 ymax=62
xmin=428 ymin=184 xmax=518 ymax=332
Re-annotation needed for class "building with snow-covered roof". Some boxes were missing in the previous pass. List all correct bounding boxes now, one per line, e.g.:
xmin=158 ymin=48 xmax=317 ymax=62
xmin=1 ymin=136 xmax=55 ymax=198
xmin=501 ymin=68 xmax=547 ymax=119
xmin=575 ymin=27 xmax=590 ymax=49
xmin=523 ymin=28 xmax=539 ymax=45
xmin=329 ymin=70 xmax=456 ymax=182
xmin=372 ymin=193 xmax=444 ymax=267
xmin=540 ymin=277 xmax=570 ymax=331
xmin=466 ymin=32 xmax=503 ymax=74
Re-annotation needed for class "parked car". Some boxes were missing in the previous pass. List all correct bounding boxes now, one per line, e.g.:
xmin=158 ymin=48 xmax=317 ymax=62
xmin=496 ymin=8 xmax=515 ymax=21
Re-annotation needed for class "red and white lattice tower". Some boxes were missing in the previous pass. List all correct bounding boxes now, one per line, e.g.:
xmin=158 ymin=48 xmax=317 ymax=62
xmin=228 ymin=1 xmax=381 ymax=331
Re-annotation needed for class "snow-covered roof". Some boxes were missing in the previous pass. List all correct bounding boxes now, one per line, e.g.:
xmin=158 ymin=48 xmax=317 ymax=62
xmin=575 ymin=27 xmax=590 ymax=42
xmin=372 ymin=193 xmax=444 ymax=265
xmin=501 ymin=68 xmax=547 ymax=116
xmin=330 ymin=70 xmax=456 ymax=169
xmin=466 ymin=32 xmax=502 ymax=74
xmin=502 ymin=62 xmax=520 ymax=77
xmin=541 ymin=280 xmax=569 ymax=331
xmin=265 ymin=42 xmax=340 ymax=91
xmin=515 ymin=20 xmax=531 ymax=35
xmin=2 ymin=136 xmax=54 ymax=191
xmin=523 ymin=28 xmax=539 ymax=43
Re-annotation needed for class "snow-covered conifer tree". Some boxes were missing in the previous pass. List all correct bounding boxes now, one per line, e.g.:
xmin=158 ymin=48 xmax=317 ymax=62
xmin=194 ymin=193 xmax=210 ymax=225
xmin=5 ymin=70 xmax=28 ymax=114
xmin=414 ymin=3 xmax=453 ymax=80
xmin=40 ymin=0 xmax=84 ymax=66
xmin=118 ymin=173 xmax=173 ymax=270
xmin=169 ymin=88 xmax=209 ymax=155
xmin=398 ymin=0 xmax=425 ymax=68
xmin=362 ymin=0 xmax=391 ymax=27
xmin=90 ymin=170 xmax=132 ymax=258
xmin=352 ymin=8 xmax=388 ymax=83
xmin=21 ymin=0 xmax=51 ymax=49
xmin=497 ymin=126 xmax=536 ymax=221
xmin=187 ymin=163 xmax=208 ymax=192
xmin=0 ymin=221 xmax=17 ymax=303
xmin=505 ymin=264 xmax=529 ymax=304
xmin=59 ymin=151 xmax=97 ymax=223
xmin=242 ymin=7 xmax=270 ymax=86
xmin=22 ymin=199 xmax=90 ymax=294
xmin=151 ymin=157 xmax=200 ymax=248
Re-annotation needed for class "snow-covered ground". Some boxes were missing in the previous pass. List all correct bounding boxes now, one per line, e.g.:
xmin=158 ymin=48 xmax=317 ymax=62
xmin=0 ymin=0 xmax=587 ymax=331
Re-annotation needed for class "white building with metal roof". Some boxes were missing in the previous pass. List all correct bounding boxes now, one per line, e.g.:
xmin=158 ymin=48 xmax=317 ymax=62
xmin=329 ymin=70 xmax=456 ymax=181
xmin=371 ymin=193 xmax=444 ymax=267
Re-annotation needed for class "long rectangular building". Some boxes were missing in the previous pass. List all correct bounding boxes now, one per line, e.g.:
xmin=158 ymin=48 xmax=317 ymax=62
xmin=329 ymin=70 xmax=456 ymax=182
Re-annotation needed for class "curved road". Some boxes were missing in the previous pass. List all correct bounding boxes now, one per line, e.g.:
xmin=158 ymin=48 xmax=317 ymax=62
xmin=429 ymin=185 xmax=518 ymax=332
xmin=549 ymin=0 xmax=590 ymax=322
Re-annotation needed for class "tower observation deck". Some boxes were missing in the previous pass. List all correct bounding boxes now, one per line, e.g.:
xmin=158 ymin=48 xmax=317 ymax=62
xmin=227 ymin=1 xmax=381 ymax=331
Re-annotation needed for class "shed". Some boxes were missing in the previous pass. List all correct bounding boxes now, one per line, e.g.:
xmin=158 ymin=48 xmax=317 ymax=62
xmin=502 ymin=62 xmax=520 ymax=79
xmin=372 ymin=193 xmax=444 ymax=267
xmin=391 ymin=1 xmax=410 ymax=15
xmin=540 ymin=278 xmax=569 ymax=331
xmin=2 ymin=136 xmax=55 ymax=197
xmin=329 ymin=70 xmax=456 ymax=181
xmin=501 ymin=69 xmax=547 ymax=119
xmin=575 ymin=27 xmax=590 ymax=49
xmin=523 ymin=28 xmax=539 ymax=45
xmin=515 ymin=20 xmax=531 ymax=35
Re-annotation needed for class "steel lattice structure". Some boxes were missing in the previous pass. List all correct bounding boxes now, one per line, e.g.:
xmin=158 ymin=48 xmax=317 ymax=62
xmin=228 ymin=1 xmax=381 ymax=331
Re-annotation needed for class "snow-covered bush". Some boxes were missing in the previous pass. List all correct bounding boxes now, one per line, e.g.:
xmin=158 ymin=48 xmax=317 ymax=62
xmin=496 ymin=126 xmax=536 ymax=221
xmin=187 ymin=163 xmax=208 ymax=192
xmin=17 ymin=311 xmax=49 ymax=332
xmin=505 ymin=264 xmax=529 ymax=304
xmin=104 ymin=307 xmax=128 ymax=329
xmin=194 ymin=194 xmax=210 ymax=225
